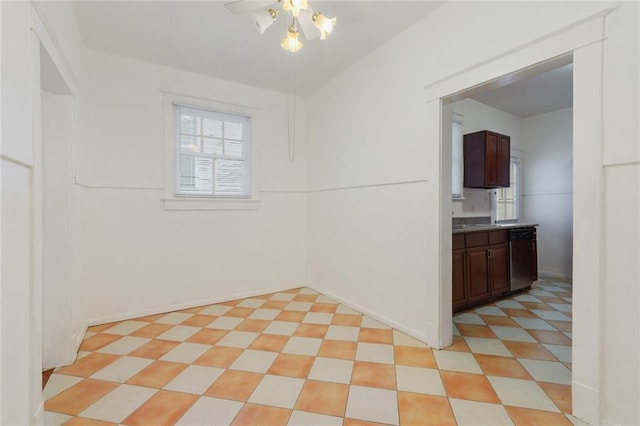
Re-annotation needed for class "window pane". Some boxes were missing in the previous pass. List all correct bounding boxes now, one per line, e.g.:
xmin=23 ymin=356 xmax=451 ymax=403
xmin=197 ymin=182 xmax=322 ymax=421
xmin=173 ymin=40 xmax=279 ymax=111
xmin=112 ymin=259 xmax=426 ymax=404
xmin=180 ymin=135 xmax=201 ymax=153
xmin=452 ymin=119 xmax=464 ymax=197
xmin=203 ymin=137 xmax=223 ymax=155
xmin=215 ymin=159 xmax=245 ymax=195
xmin=224 ymin=121 xmax=243 ymax=140
xmin=225 ymin=140 xmax=243 ymax=157
xmin=179 ymin=156 xmax=213 ymax=194
xmin=180 ymin=114 xmax=200 ymax=135
xmin=203 ymin=118 xmax=223 ymax=138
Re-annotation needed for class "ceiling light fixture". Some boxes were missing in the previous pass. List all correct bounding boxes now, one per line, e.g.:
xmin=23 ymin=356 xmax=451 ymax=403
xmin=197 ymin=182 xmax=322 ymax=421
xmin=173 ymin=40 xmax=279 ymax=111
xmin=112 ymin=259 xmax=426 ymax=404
xmin=225 ymin=0 xmax=336 ymax=53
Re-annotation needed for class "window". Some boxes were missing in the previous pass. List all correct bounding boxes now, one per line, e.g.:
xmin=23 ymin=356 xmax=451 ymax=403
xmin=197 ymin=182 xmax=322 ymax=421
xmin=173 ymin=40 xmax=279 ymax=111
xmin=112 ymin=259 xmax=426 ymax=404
xmin=451 ymin=113 xmax=464 ymax=199
xmin=494 ymin=159 xmax=520 ymax=222
xmin=175 ymin=105 xmax=251 ymax=197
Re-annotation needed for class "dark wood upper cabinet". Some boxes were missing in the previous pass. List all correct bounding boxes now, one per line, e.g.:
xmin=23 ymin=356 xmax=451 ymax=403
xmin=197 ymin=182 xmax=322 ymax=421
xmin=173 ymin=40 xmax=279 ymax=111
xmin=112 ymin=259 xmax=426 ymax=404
xmin=463 ymin=130 xmax=510 ymax=188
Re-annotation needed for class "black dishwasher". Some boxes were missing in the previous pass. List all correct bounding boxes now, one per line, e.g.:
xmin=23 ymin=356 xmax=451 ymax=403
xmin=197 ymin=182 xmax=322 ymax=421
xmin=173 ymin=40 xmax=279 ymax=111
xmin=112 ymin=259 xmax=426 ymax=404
xmin=509 ymin=228 xmax=536 ymax=291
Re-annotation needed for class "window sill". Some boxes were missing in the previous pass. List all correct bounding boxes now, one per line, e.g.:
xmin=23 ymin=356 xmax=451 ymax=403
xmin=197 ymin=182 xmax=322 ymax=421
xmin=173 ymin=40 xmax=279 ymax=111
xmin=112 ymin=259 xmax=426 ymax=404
xmin=163 ymin=197 xmax=261 ymax=211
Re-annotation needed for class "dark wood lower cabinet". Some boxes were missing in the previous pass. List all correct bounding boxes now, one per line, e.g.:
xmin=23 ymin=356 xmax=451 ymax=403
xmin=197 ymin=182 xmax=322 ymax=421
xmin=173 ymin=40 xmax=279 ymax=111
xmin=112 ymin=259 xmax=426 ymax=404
xmin=531 ymin=239 xmax=538 ymax=281
xmin=452 ymin=230 xmax=513 ymax=313
xmin=452 ymin=249 xmax=467 ymax=311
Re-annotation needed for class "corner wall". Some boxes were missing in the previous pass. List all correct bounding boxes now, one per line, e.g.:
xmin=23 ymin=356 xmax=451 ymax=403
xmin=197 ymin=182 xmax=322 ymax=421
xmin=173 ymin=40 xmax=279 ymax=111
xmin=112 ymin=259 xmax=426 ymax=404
xmin=75 ymin=50 xmax=308 ymax=325
xmin=522 ymin=108 xmax=573 ymax=279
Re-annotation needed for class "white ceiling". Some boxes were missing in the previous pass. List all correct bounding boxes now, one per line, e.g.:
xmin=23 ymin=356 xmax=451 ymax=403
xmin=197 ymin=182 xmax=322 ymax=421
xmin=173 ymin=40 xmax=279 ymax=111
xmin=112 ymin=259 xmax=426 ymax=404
xmin=470 ymin=64 xmax=573 ymax=118
xmin=72 ymin=1 xmax=443 ymax=96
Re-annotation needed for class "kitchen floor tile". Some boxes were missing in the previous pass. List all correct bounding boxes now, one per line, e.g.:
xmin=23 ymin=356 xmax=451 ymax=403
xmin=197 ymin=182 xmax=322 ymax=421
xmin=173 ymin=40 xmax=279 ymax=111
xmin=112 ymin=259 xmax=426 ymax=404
xmin=282 ymin=336 xmax=323 ymax=356
xmin=351 ymin=361 xmax=397 ymax=389
xmin=126 ymin=361 xmax=187 ymax=388
xmin=464 ymin=337 xmax=512 ymax=357
xmin=248 ymin=374 xmax=305 ymax=409
xmin=355 ymin=342 xmax=394 ymax=364
xmin=474 ymin=354 xmax=531 ymax=379
xmin=505 ymin=406 xmax=573 ymax=425
xmin=229 ymin=349 xmax=278 ymax=373
xmin=194 ymin=346 xmax=243 ymax=368
xmin=512 ymin=317 xmax=557 ymax=331
xmin=263 ymin=320 xmax=299 ymax=336
xmin=55 ymin=353 xmax=120 ymax=378
xmin=121 ymin=390 xmax=198 ymax=426
xmin=288 ymin=410 xmax=343 ymax=425
xmin=268 ymin=353 xmax=315 ymax=378
xmin=295 ymin=380 xmax=349 ymax=417
xmin=78 ymin=384 xmax=157 ymax=423
xmin=441 ymin=371 xmax=500 ymax=403
xmin=101 ymin=321 xmax=148 ymax=336
xmin=345 ymin=385 xmax=399 ymax=425
xmin=331 ymin=313 xmax=363 ymax=327
xmin=453 ymin=312 xmax=486 ymax=325
xmin=489 ymin=376 xmax=559 ymax=411
xmin=308 ymin=356 xmax=353 ymax=384
xmin=91 ymin=356 xmax=153 ymax=383
xmin=249 ymin=334 xmax=290 ymax=352
xmin=97 ymin=336 xmax=150 ymax=356
xmin=204 ymin=369 xmax=262 ymax=401
xmin=489 ymin=325 xmax=537 ymax=342
xmin=325 ymin=325 xmax=360 ymax=342
xmin=519 ymin=359 xmax=572 ymax=385
xmin=293 ymin=323 xmax=328 ymax=338
xmin=544 ymin=343 xmax=572 ymax=363
xmin=175 ymin=396 xmax=243 ymax=426
xmin=215 ymin=330 xmax=259 ymax=348
xmin=433 ymin=350 xmax=482 ymax=374
xmin=45 ymin=379 xmax=119 ymax=416
xmin=398 ymin=392 xmax=456 ymax=425
xmin=231 ymin=403 xmax=291 ymax=426
xmin=43 ymin=374 xmax=83 ymax=401
xmin=394 ymin=346 xmax=436 ymax=368
xmin=396 ymin=365 xmax=445 ymax=396
xmin=449 ymin=398 xmax=513 ymax=426
xmin=156 ymin=325 xmax=200 ymax=342
xmin=502 ymin=341 xmax=557 ymax=361
xmin=317 ymin=340 xmax=357 ymax=360
xmin=163 ymin=364 xmax=224 ymax=394
xmin=160 ymin=342 xmax=211 ymax=364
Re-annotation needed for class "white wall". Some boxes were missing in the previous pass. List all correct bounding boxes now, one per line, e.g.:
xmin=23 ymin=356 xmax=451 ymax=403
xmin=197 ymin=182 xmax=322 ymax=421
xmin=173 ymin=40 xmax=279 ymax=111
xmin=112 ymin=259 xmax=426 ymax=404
xmin=76 ymin=50 xmax=307 ymax=325
xmin=522 ymin=108 xmax=573 ymax=278
xmin=450 ymin=98 xmax=523 ymax=218
xmin=306 ymin=2 xmax=638 ymax=425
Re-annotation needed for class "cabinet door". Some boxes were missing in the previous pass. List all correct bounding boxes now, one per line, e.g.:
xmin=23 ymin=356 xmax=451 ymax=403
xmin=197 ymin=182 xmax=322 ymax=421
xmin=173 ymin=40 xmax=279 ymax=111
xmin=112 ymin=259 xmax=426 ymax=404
xmin=497 ymin=135 xmax=511 ymax=187
xmin=452 ymin=249 xmax=467 ymax=312
xmin=490 ymin=243 xmax=510 ymax=295
xmin=466 ymin=247 xmax=491 ymax=302
xmin=531 ymin=239 xmax=538 ymax=281
xmin=485 ymin=132 xmax=499 ymax=186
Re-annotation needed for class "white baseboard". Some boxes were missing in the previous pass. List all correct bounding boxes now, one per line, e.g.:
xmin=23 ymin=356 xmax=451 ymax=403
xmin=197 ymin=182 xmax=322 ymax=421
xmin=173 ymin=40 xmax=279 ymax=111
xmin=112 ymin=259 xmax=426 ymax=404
xmin=572 ymin=379 xmax=599 ymax=425
xmin=308 ymin=284 xmax=430 ymax=346
xmin=32 ymin=401 xmax=44 ymax=426
xmin=86 ymin=283 xmax=308 ymax=326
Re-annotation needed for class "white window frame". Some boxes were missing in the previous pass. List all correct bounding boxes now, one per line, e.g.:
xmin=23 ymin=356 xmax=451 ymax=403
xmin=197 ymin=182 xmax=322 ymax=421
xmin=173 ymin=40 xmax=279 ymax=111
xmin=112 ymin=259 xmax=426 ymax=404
xmin=162 ymin=93 xmax=260 ymax=211
xmin=451 ymin=113 xmax=465 ymax=200
xmin=493 ymin=155 xmax=521 ymax=223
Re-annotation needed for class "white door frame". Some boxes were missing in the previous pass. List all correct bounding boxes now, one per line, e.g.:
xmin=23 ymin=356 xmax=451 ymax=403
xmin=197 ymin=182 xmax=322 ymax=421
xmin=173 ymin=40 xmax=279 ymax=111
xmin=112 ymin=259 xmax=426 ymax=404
xmin=425 ymin=12 xmax=612 ymax=425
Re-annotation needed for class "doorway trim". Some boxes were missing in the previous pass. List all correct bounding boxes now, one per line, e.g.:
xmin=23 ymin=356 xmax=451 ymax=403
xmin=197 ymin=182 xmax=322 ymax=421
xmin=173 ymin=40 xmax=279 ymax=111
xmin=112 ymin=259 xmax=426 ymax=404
xmin=425 ymin=10 xmax=613 ymax=425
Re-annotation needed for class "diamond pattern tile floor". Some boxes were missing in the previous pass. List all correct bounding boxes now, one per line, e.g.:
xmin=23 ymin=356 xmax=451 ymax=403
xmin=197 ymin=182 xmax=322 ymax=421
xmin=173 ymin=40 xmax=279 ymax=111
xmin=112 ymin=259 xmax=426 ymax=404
xmin=44 ymin=278 xmax=574 ymax=425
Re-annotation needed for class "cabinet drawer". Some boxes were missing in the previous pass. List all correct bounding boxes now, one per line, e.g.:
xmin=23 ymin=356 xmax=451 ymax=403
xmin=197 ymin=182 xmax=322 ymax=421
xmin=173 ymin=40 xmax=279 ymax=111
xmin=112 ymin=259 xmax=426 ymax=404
xmin=489 ymin=230 xmax=508 ymax=245
xmin=452 ymin=234 xmax=465 ymax=250
xmin=466 ymin=232 xmax=489 ymax=248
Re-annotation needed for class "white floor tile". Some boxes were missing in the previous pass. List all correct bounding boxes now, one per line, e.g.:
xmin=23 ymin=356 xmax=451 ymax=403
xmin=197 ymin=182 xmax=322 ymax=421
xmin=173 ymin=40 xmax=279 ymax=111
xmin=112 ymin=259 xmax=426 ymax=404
xmin=282 ymin=336 xmax=322 ymax=356
xmin=396 ymin=366 xmax=446 ymax=396
xmin=531 ymin=310 xmax=571 ymax=322
xmin=464 ymin=337 xmax=512 ymax=357
xmin=236 ymin=299 xmax=265 ymax=309
xmin=79 ymin=384 xmax=157 ymax=423
xmin=248 ymin=375 xmax=304 ymax=409
xmin=302 ymin=312 xmax=333 ymax=325
xmin=44 ymin=410 xmax=72 ymax=426
xmin=549 ymin=303 xmax=572 ymax=313
xmin=102 ymin=320 xmax=148 ymax=336
xmin=43 ymin=374 xmax=83 ymax=400
xmin=97 ymin=336 xmax=150 ymax=355
xmin=528 ymin=289 xmax=556 ymax=297
xmin=475 ymin=306 xmax=507 ymax=317
xmin=155 ymin=312 xmax=193 ymax=325
xmin=543 ymin=344 xmax=572 ymax=363
xmin=263 ymin=320 xmax=298 ymax=336
xmin=308 ymin=357 xmax=353 ymax=384
xmin=248 ymin=308 xmax=280 ymax=320
xmin=157 ymin=325 xmax=201 ymax=342
xmin=164 ymin=365 xmax=224 ymax=394
xmin=562 ymin=297 xmax=573 ymax=303
xmin=433 ymin=350 xmax=482 ymax=374
xmin=345 ymin=385 xmax=399 ymax=425
xmin=449 ymin=398 xmax=513 ymax=426
xmin=452 ymin=324 xmax=461 ymax=336
xmin=299 ymin=288 xmax=318 ymax=295
xmin=160 ymin=342 xmax=211 ymax=364
xmin=285 ymin=301 xmax=313 ymax=311
xmin=335 ymin=305 xmax=360 ymax=315
xmin=206 ymin=316 xmax=244 ymax=330
xmin=512 ymin=317 xmax=556 ymax=331
xmin=176 ymin=396 xmax=243 ymax=426
xmin=355 ymin=342 xmax=394 ymax=364
xmin=546 ymin=287 xmax=570 ymax=293
xmin=325 ymin=325 xmax=359 ymax=342
xmin=199 ymin=305 xmax=232 ymax=316
xmin=489 ymin=326 xmax=537 ymax=343
xmin=564 ymin=332 xmax=573 ymax=338
xmin=91 ymin=356 xmax=153 ymax=383
xmin=77 ymin=351 xmax=91 ymax=359
xmin=360 ymin=316 xmax=390 ymax=329
xmin=453 ymin=313 xmax=486 ymax=325
xmin=216 ymin=331 xmax=259 ymax=348
xmin=393 ymin=330 xmax=428 ymax=348
xmin=489 ymin=376 xmax=559 ymax=412
xmin=288 ymin=410 xmax=343 ymax=426
xmin=566 ymin=413 xmax=590 ymax=425
xmin=518 ymin=359 xmax=572 ymax=385
xmin=229 ymin=349 xmax=278 ymax=373
xmin=513 ymin=294 xmax=542 ymax=303
xmin=315 ymin=295 xmax=338 ymax=304
xmin=270 ymin=292 xmax=296 ymax=301
xmin=495 ymin=300 xmax=526 ymax=309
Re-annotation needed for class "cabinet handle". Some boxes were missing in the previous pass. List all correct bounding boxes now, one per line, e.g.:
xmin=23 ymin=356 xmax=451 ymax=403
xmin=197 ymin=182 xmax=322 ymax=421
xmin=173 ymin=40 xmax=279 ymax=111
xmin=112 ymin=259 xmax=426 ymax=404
xmin=487 ymin=249 xmax=492 ymax=259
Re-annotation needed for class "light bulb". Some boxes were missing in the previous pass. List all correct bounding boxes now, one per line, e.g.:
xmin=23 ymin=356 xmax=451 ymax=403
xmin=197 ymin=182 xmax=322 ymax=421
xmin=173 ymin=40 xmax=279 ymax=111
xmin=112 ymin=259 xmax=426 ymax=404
xmin=281 ymin=26 xmax=303 ymax=53
xmin=312 ymin=12 xmax=336 ymax=40
xmin=282 ymin=0 xmax=308 ymax=17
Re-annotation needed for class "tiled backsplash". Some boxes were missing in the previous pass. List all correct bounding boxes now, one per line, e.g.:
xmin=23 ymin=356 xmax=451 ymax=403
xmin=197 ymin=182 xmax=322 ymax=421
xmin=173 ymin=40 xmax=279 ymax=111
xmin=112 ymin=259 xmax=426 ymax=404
xmin=452 ymin=216 xmax=492 ymax=226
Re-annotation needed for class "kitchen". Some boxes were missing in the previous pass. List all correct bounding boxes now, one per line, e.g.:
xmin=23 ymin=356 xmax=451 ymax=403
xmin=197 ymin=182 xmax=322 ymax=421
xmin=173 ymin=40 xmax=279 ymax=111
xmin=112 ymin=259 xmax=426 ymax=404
xmin=447 ymin=63 xmax=574 ymax=313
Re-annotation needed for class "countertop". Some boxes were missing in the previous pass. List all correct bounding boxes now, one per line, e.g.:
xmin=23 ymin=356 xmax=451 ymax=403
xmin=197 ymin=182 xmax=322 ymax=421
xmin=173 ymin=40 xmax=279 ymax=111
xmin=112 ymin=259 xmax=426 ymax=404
xmin=452 ymin=222 xmax=539 ymax=234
